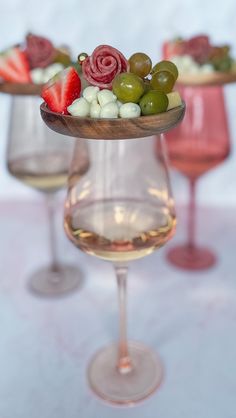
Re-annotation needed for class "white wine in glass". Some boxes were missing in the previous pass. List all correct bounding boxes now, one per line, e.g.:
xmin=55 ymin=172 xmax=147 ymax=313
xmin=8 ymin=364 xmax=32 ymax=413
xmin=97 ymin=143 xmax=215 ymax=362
xmin=64 ymin=136 xmax=176 ymax=405
xmin=7 ymin=95 xmax=89 ymax=296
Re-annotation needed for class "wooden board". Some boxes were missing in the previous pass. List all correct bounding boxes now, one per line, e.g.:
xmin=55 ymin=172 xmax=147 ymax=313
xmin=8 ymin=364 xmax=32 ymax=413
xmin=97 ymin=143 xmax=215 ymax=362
xmin=40 ymin=102 xmax=186 ymax=140
xmin=177 ymin=71 xmax=236 ymax=87
xmin=0 ymin=82 xmax=43 ymax=96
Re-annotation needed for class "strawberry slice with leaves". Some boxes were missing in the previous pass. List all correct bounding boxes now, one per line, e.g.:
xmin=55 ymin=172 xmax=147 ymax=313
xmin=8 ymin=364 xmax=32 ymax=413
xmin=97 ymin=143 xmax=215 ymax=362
xmin=42 ymin=67 xmax=81 ymax=114
xmin=0 ymin=48 xmax=31 ymax=83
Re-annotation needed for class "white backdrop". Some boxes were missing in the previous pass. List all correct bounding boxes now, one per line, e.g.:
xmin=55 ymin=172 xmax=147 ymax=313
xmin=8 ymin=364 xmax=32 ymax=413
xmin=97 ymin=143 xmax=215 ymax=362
xmin=0 ymin=0 xmax=235 ymax=205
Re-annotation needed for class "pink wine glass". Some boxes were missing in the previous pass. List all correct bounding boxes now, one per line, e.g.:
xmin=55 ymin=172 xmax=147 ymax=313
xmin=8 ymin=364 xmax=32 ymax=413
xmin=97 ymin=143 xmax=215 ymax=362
xmin=163 ymin=85 xmax=230 ymax=270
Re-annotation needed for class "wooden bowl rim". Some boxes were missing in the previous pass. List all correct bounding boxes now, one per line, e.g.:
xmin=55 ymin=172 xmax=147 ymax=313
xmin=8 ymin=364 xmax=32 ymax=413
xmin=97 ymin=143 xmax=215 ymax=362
xmin=40 ymin=101 xmax=185 ymax=124
xmin=177 ymin=71 xmax=236 ymax=87
xmin=0 ymin=81 xmax=43 ymax=96
xmin=40 ymin=101 xmax=186 ymax=140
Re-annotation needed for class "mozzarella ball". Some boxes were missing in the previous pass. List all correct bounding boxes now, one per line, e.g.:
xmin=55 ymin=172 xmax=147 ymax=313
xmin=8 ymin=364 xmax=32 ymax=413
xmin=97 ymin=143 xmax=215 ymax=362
xmin=67 ymin=97 xmax=90 ymax=117
xmin=119 ymin=102 xmax=141 ymax=118
xmin=97 ymin=89 xmax=117 ymax=107
xmin=200 ymin=64 xmax=214 ymax=73
xmin=100 ymin=102 xmax=119 ymax=118
xmin=30 ymin=68 xmax=44 ymax=84
xmin=83 ymin=86 xmax=99 ymax=103
xmin=90 ymin=100 xmax=101 ymax=118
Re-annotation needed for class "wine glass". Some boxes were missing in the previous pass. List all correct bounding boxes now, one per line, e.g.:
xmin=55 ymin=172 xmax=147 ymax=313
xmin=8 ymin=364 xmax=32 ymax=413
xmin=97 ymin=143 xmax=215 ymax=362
xmin=7 ymin=95 xmax=89 ymax=296
xmin=163 ymin=85 xmax=230 ymax=270
xmin=64 ymin=135 xmax=176 ymax=405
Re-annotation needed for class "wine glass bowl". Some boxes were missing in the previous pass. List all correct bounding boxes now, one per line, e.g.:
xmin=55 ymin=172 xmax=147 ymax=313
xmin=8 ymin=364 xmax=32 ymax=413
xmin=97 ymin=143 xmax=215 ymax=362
xmin=164 ymin=85 xmax=231 ymax=270
xmin=63 ymin=134 xmax=176 ymax=404
xmin=7 ymin=95 xmax=89 ymax=296
xmin=40 ymin=101 xmax=185 ymax=139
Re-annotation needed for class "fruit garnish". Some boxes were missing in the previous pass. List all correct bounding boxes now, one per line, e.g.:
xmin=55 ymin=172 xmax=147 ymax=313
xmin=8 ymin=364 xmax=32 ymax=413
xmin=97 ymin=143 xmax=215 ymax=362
xmin=42 ymin=67 xmax=81 ymax=114
xmin=128 ymin=52 xmax=152 ymax=78
xmin=163 ymin=39 xmax=186 ymax=61
xmin=25 ymin=33 xmax=56 ymax=69
xmin=112 ymin=72 xmax=145 ymax=103
xmin=82 ymin=45 xmax=129 ymax=89
xmin=139 ymin=90 xmax=168 ymax=116
xmin=0 ymin=48 xmax=31 ymax=83
xmin=150 ymin=70 xmax=175 ymax=93
xmin=208 ymin=46 xmax=232 ymax=71
xmin=163 ymin=35 xmax=235 ymax=74
xmin=42 ymin=45 xmax=182 ymax=118
xmin=151 ymin=60 xmax=178 ymax=81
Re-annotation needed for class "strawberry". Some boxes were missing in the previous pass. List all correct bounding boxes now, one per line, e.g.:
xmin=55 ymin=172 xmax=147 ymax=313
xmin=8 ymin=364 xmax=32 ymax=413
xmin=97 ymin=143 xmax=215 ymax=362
xmin=163 ymin=40 xmax=186 ymax=60
xmin=42 ymin=67 xmax=81 ymax=114
xmin=0 ymin=48 xmax=31 ymax=83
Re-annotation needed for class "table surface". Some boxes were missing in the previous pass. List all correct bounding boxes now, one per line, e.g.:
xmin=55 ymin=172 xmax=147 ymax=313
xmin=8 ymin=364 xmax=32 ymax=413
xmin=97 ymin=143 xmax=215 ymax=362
xmin=0 ymin=200 xmax=235 ymax=418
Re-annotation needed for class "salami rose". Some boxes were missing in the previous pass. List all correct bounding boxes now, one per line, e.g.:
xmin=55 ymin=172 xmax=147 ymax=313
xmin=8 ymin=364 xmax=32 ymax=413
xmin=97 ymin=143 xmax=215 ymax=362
xmin=185 ymin=35 xmax=211 ymax=64
xmin=25 ymin=34 xmax=56 ymax=69
xmin=82 ymin=45 xmax=129 ymax=89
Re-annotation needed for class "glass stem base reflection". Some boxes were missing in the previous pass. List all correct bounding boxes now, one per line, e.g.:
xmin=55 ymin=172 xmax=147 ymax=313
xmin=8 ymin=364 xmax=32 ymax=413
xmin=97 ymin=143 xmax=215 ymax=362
xmin=28 ymin=264 xmax=82 ymax=297
xmin=167 ymin=244 xmax=217 ymax=270
xmin=87 ymin=341 xmax=163 ymax=405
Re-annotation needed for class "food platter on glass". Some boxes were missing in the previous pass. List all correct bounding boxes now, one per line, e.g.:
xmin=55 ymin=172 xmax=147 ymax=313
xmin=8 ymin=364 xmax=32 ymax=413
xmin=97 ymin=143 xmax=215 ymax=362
xmin=163 ymin=35 xmax=236 ymax=87
xmin=40 ymin=101 xmax=185 ymax=140
xmin=177 ymin=71 xmax=236 ymax=87
xmin=0 ymin=81 xmax=43 ymax=96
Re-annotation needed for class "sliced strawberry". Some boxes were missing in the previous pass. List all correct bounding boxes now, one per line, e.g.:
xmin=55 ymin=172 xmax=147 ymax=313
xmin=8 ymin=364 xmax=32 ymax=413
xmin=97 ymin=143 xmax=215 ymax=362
xmin=42 ymin=77 xmax=62 ymax=113
xmin=42 ymin=67 xmax=81 ymax=114
xmin=163 ymin=40 xmax=186 ymax=60
xmin=8 ymin=48 xmax=31 ymax=79
xmin=0 ymin=47 xmax=31 ymax=83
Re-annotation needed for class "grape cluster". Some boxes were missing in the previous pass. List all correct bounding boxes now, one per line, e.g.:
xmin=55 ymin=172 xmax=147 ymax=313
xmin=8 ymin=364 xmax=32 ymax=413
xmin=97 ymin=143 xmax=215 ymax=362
xmin=112 ymin=53 xmax=179 ymax=116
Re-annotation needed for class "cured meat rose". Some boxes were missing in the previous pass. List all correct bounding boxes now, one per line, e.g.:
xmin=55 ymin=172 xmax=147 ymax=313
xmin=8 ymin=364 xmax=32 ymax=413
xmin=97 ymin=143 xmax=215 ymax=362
xmin=25 ymin=34 xmax=56 ymax=69
xmin=163 ymin=36 xmax=211 ymax=65
xmin=184 ymin=36 xmax=211 ymax=64
xmin=82 ymin=45 xmax=129 ymax=89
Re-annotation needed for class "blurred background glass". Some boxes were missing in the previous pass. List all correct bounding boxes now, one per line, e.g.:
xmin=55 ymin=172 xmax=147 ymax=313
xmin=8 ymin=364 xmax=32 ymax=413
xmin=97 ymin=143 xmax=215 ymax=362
xmin=6 ymin=95 xmax=88 ymax=296
xmin=164 ymin=85 xmax=231 ymax=269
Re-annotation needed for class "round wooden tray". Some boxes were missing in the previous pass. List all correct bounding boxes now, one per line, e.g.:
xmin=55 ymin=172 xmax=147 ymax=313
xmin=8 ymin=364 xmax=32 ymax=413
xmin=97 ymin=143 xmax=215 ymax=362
xmin=0 ymin=82 xmax=43 ymax=96
xmin=177 ymin=71 xmax=236 ymax=87
xmin=40 ymin=102 xmax=186 ymax=140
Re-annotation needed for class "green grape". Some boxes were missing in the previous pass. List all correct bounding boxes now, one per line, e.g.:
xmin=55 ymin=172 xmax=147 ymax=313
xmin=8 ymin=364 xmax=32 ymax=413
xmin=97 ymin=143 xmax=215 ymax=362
xmin=112 ymin=72 xmax=145 ymax=103
xmin=128 ymin=52 xmax=152 ymax=78
xmin=139 ymin=90 xmax=168 ymax=116
xmin=150 ymin=70 xmax=175 ymax=94
xmin=213 ymin=56 xmax=233 ymax=72
xmin=151 ymin=60 xmax=178 ymax=81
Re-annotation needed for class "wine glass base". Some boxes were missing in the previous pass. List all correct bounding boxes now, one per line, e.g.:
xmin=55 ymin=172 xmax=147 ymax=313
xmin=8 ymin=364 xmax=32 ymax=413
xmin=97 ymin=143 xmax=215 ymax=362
xmin=87 ymin=342 xmax=163 ymax=406
xmin=28 ymin=265 xmax=82 ymax=297
xmin=167 ymin=244 xmax=217 ymax=270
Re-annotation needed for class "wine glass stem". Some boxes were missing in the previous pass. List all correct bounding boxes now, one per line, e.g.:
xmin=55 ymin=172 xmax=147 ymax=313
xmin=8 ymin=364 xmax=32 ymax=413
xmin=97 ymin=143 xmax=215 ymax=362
xmin=114 ymin=265 xmax=132 ymax=374
xmin=187 ymin=179 xmax=196 ymax=249
xmin=46 ymin=193 xmax=59 ymax=273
